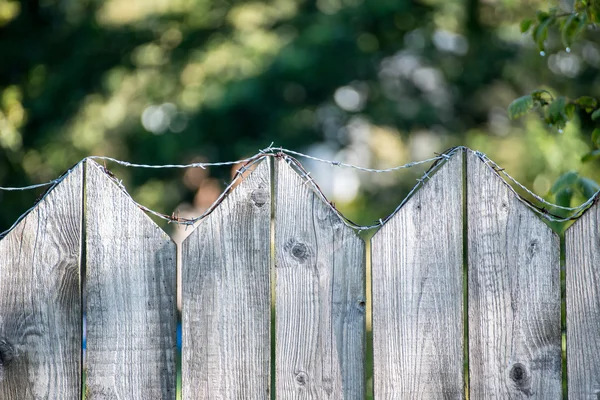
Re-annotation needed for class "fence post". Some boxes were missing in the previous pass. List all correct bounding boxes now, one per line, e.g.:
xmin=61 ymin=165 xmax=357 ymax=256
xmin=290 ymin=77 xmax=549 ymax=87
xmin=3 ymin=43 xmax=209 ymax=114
xmin=181 ymin=160 xmax=272 ymax=399
xmin=0 ymin=165 xmax=83 ymax=398
xmin=566 ymin=198 xmax=600 ymax=397
xmin=371 ymin=150 xmax=465 ymax=398
xmin=274 ymin=157 xmax=365 ymax=398
xmin=466 ymin=152 xmax=561 ymax=398
xmin=84 ymin=160 xmax=177 ymax=399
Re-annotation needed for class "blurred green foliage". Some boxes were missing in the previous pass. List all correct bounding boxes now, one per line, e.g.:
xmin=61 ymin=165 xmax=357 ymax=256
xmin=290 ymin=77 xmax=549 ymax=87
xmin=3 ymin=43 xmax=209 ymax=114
xmin=1 ymin=0 xmax=599 ymax=234
xmin=509 ymin=0 xmax=600 ymax=210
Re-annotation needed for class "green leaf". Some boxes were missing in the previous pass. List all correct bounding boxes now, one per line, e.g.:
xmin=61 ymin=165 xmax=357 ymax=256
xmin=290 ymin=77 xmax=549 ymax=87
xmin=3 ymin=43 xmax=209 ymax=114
xmin=591 ymin=1 xmax=600 ymax=23
xmin=561 ymin=14 xmax=579 ymax=47
xmin=550 ymin=96 xmax=567 ymax=112
xmin=550 ymin=171 xmax=579 ymax=194
xmin=555 ymin=187 xmax=573 ymax=208
xmin=533 ymin=18 xmax=553 ymax=50
xmin=581 ymin=149 xmax=600 ymax=162
xmin=508 ymin=95 xmax=534 ymax=119
xmin=546 ymin=96 xmax=568 ymax=127
xmin=521 ymin=19 xmax=533 ymax=33
xmin=565 ymin=103 xmax=576 ymax=119
xmin=592 ymin=128 xmax=600 ymax=147
xmin=575 ymin=96 xmax=598 ymax=112
xmin=591 ymin=109 xmax=600 ymax=121
xmin=531 ymin=89 xmax=552 ymax=105
xmin=577 ymin=177 xmax=600 ymax=198
xmin=536 ymin=10 xmax=550 ymax=22
xmin=574 ymin=13 xmax=588 ymax=37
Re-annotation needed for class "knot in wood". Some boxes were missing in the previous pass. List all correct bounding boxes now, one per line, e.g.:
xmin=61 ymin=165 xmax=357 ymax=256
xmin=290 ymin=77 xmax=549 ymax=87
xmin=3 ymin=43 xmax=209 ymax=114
xmin=527 ymin=239 xmax=539 ymax=257
xmin=285 ymin=239 xmax=310 ymax=262
xmin=509 ymin=362 xmax=532 ymax=395
xmin=510 ymin=364 xmax=525 ymax=382
xmin=250 ymin=188 xmax=268 ymax=207
xmin=295 ymin=371 xmax=308 ymax=386
xmin=356 ymin=299 xmax=366 ymax=313
xmin=0 ymin=338 xmax=14 ymax=367
xmin=291 ymin=243 xmax=308 ymax=261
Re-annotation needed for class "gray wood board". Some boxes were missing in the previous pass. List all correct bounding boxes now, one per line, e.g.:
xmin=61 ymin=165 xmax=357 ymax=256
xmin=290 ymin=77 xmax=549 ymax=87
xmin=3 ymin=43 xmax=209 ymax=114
xmin=371 ymin=151 xmax=464 ymax=398
xmin=0 ymin=165 xmax=82 ymax=398
xmin=274 ymin=158 xmax=365 ymax=399
xmin=85 ymin=160 xmax=177 ymax=399
xmin=181 ymin=160 xmax=271 ymax=399
xmin=566 ymin=199 xmax=600 ymax=398
xmin=467 ymin=151 xmax=561 ymax=398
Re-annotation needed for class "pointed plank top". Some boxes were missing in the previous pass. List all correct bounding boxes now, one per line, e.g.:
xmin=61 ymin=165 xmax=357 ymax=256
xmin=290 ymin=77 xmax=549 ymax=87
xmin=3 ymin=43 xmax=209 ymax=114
xmin=85 ymin=159 xmax=172 ymax=241
xmin=467 ymin=150 xmax=555 ymax=234
xmin=276 ymin=156 xmax=360 ymax=237
xmin=373 ymin=149 xmax=464 ymax=238
xmin=1 ymin=162 xmax=84 ymax=241
xmin=183 ymin=159 xmax=270 ymax=243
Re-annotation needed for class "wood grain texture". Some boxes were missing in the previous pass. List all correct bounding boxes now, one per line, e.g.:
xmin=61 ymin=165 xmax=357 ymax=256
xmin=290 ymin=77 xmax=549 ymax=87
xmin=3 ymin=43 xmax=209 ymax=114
xmin=85 ymin=160 xmax=176 ymax=399
xmin=181 ymin=160 xmax=271 ymax=399
xmin=566 ymin=200 xmax=600 ymax=398
xmin=274 ymin=158 xmax=365 ymax=399
xmin=467 ymin=152 xmax=561 ymax=399
xmin=0 ymin=165 xmax=82 ymax=399
xmin=371 ymin=151 xmax=464 ymax=399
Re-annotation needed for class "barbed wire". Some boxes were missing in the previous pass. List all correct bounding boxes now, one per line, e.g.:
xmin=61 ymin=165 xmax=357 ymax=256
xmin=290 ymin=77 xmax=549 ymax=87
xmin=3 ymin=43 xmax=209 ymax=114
xmin=1 ymin=145 xmax=599 ymax=239
xmin=472 ymin=150 xmax=599 ymax=222
xmin=476 ymin=152 xmax=596 ymax=212
xmin=92 ymin=152 xmax=268 ymax=228
xmin=87 ymin=155 xmax=257 ymax=169
xmin=278 ymin=146 xmax=444 ymax=172
xmin=0 ymin=181 xmax=59 ymax=191
xmin=0 ymin=159 xmax=86 ymax=239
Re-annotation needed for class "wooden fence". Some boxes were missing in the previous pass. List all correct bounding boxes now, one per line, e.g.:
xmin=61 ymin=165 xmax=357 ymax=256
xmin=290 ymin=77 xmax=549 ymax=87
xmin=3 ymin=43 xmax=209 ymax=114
xmin=0 ymin=148 xmax=598 ymax=399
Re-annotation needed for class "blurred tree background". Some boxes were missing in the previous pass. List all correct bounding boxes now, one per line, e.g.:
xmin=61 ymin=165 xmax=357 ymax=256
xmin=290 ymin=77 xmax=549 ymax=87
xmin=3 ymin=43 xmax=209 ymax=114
xmin=0 ymin=0 xmax=599 ymax=237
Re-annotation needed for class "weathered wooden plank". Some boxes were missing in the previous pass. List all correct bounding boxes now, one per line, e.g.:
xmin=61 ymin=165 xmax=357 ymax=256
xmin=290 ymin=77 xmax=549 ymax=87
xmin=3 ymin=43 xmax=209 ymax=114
xmin=0 ymin=165 xmax=82 ymax=398
xmin=181 ymin=160 xmax=271 ymax=399
xmin=85 ymin=160 xmax=176 ymax=399
xmin=467 ymin=151 xmax=561 ymax=398
xmin=274 ymin=157 xmax=365 ymax=399
xmin=566 ymin=200 xmax=600 ymax=398
xmin=371 ymin=151 xmax=464 ymax=398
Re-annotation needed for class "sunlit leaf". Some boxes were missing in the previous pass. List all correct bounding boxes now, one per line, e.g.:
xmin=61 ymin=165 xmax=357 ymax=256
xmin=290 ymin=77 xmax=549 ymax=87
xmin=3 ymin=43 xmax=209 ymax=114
xmin=531 ymin=89 xmax=550 ymax=99
xmin=508 ymin=95 xmax=534 ymax=119
xmin=550 ymin=171 xmax=579 ymax=194
xmin=575 ymin=96 xmax=598 ymax=112
xmin=521 ymin=19 xmax=533 ymax=33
